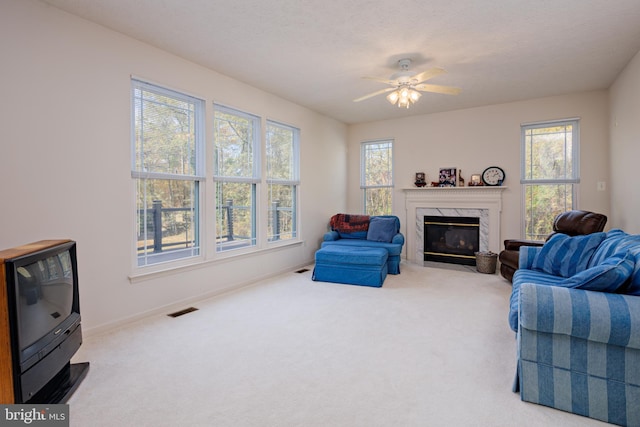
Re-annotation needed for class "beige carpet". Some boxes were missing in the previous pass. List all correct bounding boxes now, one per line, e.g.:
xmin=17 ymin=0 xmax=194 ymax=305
xmin=67 ymin=262 xmax=608 ymax=426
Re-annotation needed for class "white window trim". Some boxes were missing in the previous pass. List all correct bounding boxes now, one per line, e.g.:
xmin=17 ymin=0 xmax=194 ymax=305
xmin=265 ymin=120 xmax=300 ymax=244
xmin=213 ymin=103 xmax=261 ymax=253
xmin=129 ymin=81 xmax=304 ymax=278
xmin=520 ymin=118 xmax=580 ymax=184
xmin=131 ymin=79 xmax=206 ymax=272
xmin=360 ymin=139 xmax=394 ymax=214
xmin=519 ymin=118 xmax=580 ymax=239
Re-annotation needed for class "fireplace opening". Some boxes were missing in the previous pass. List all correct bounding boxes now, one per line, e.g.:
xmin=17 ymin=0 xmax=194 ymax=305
xmin=424 ymin=216 xmax=480 ymax=266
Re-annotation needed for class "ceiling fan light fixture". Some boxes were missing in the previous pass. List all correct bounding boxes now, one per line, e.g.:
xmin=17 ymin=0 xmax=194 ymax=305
xmin=386 ymin=90 xmax=399 ymax=105
xmin=354 ymin=58 xmax=460 ymax=107
xmin=387 ymin=87 xmax=421 ymax=108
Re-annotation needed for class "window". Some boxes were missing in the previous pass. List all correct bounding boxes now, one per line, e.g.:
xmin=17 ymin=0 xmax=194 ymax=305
xmin=521 ymin=119 xmax=579 ymax=240
xmin=214 ymin=105 xmax=260 ymax=251
xmin=132 ymin=80 xmax=204 ymax=266
xmin=361 ymin=140 xmax=393 ymax=215
xmin=266 ymin=121 xmax=299 ymax=242
xmin=132 ymin=80 xmax=302 ymax=270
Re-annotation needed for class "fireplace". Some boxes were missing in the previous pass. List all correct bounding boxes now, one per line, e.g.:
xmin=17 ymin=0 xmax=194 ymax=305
xmin=424 ymin=216 xmax=480 ymax=266
xmin=403 ymin=187 xmax=506 ymax=264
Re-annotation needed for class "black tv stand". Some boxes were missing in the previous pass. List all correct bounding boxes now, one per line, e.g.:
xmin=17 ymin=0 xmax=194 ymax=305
xmin=27 ymin=362 xmax=90 ymax=404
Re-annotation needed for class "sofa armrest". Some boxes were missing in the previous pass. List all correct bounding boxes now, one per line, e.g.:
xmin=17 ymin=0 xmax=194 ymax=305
xmin=323 ymin=231 xmax=339 ymax=241
xmin=391 ymin=233 xmax=405 ymax=246
xmin=518 ymin=246 xmax=542 ymax=270
xmin=503 ymin=239 xmax=544 ymax=251
xmin=519 ymin=283 xmax=640 ymax=349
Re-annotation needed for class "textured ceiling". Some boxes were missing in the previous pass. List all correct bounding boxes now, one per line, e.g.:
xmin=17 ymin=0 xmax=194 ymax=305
xmin=41 ymin=0 xmax=640 ymax=124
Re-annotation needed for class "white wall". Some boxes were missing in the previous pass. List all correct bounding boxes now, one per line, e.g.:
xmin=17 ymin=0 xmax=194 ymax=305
xmin=348 ymin=91 xmax=611 ymax=248
xmin=609 ymin=50 xmax=640 ymax=233
xmin=0 ymin=0 xmax=347 ymax=333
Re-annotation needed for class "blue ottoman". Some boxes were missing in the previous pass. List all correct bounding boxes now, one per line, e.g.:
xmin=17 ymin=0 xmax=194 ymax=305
xmin=312 ymin=246 xmax=388 ymax=287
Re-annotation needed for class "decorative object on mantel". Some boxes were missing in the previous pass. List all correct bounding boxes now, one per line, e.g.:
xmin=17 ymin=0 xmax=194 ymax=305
xmin=482 ymin=166 xmax=505 ymax=186
xmin=458 ymin=169 xmax=465 ymax=187
xmin=438 ymin=167 xmax=457 ymax=187
xmin=414 ymin=172 xmax=427 ymax=187
xmin=476 ymin=251 xmax=498 ymax=274
xmin=469 ymin=174 xmax=483 ymax=186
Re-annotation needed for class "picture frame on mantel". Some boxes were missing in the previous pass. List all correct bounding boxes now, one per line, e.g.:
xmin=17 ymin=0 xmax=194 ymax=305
xmin=469 ymin=174 xmax=483 ymax=186
xmin=438 ymin=167 xmax=457 ymax=187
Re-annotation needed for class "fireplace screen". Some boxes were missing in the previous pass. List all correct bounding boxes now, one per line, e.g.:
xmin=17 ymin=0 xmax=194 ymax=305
xmin=424 ymin=216 xmax=480 ymax=266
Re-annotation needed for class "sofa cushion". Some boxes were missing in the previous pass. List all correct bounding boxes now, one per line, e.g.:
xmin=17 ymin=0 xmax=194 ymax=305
xmin=558 ymin=250 xmax=634 ymax=292
xmin=588 ymin=229 xmax=630 ymax=267
xmin=321 ymin=239 xmax=403 ymax=256
xmin=509 ymin=250 xmax=636 ymax=332
xmin=531 ymin=232 xmax=606 ymax=277
xmin=315 ymin=245 xmax=387 ymax=266
xmin=519 ymin=283 xmax=640 ymax=349
xmin=367 ymin=216 xmax=397 ymax=243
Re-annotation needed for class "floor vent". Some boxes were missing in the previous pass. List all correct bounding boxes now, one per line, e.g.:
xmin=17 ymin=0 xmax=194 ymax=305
xmin=295 ymin=268 xmax=310 ymax=273
xmin=167 ymin=307 xmax=199 ymax=318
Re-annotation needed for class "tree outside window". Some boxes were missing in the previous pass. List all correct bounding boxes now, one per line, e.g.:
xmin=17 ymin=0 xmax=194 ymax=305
xmin=266 ymin=121 xmax=299 ymax=242
xmin=213 ymin=106 xmax=260 ymax=251
xmin=521 ymin=120 xmax=579 ymax=240
xmin=132 ymin=80 xmax=203 ymax=267
xmin=132 ymin=80 xmax=303 ymax=268
xmin=361 ymin=140 xmax=393 ymax=216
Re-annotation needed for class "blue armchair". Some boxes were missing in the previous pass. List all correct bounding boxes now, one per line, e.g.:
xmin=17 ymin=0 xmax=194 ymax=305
xmin=321 ymin=214 xmax=404 ymax=274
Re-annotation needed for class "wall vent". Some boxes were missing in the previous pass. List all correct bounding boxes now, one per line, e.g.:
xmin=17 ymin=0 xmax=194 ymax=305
xmin=167 ymin=307 xmax=199 ymax=318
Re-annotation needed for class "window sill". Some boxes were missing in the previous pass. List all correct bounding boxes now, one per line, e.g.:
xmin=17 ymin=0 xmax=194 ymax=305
xmin=128 ymin=239 xmax=304 ymax=284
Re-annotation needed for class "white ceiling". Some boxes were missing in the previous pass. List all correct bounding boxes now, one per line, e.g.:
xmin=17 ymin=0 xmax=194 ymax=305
xmin=41 ymin=0 xmax=640 ymax=124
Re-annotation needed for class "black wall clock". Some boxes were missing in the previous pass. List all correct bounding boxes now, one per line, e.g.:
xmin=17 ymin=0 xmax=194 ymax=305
xmin=482 ymin=166 xmax=505 ymax=186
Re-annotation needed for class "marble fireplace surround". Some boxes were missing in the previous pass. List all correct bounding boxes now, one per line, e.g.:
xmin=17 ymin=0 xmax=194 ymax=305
xmin=403 ymin=187 xmax=507 ymax=264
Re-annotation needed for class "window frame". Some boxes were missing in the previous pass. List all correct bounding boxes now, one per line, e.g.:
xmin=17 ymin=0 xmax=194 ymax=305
xmin=130 ymin=79 xmax=305 ymax=278
xmin=131 ymin=79 xmax=206 ymax=269
xmin=266 ymin=120 xmax=300 ymax=243
xmin=520 ymin=118 xmax=580 ymax=240
xmin=360 ymin=139 xmax=394 ymax=216
xmin=213 ymin=104 xmax=261 ymax=253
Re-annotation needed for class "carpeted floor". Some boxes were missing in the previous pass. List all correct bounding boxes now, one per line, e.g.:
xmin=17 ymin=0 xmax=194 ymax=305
xmin=67 ymin=262 xmax=608 ymax=426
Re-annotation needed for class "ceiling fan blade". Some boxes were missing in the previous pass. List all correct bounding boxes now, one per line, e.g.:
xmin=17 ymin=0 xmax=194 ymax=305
xmin=411 ymin=67 xmax=447 ymax=84
xmin=362 ymin=76 xmax=396 ymax=85
xmin=353 ymin=87 xmax=395 ymax=102
xmin=414 ymin=83 xmax=462 ymax=95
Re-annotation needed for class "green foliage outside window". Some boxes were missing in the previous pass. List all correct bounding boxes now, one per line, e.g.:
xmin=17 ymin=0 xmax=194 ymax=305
xmin=362 ymin=141 xmax=393 ymax=216
xmin=365 ymin=188 xmax=392 ymax=216
xmin=214 ymin=107 xmax=258 ymax=250
xmin=266 ymin=122 xmax=299 ymax=241
xmin=133 ymin=81 xmax=202 ymax=266
xmin=522 ymin=121 xmax=578 ymax=240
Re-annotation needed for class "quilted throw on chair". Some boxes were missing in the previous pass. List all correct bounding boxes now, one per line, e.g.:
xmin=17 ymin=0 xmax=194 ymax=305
xmin=330 ymin=214 xmax=370 ymax=233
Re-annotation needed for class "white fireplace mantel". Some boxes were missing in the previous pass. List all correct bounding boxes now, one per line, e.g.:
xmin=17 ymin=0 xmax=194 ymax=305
xmin=403 ymin=187 xmax=507 ymax=264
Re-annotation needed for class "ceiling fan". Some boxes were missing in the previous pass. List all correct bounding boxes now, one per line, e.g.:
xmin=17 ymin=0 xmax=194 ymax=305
xmin=353 ymin=58 xmax=461 ymax=108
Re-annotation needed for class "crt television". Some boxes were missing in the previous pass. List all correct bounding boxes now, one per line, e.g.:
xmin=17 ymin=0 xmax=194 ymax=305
xmin=1 ymin=240 xmax=88 ymax=403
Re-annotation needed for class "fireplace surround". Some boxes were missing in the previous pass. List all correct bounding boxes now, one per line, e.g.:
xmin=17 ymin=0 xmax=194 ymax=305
xmin=424 ymin=215 xmax=480 ymax=265
xmin=403 ymin=187 xmax=506 ymax=265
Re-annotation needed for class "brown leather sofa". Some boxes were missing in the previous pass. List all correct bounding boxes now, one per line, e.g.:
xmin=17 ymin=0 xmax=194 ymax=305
xmin=499 ymin=210 xmax=608 ymax=282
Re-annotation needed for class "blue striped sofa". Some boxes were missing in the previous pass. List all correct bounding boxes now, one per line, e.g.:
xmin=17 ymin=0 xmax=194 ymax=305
xmin=509 ymin=229 xmax=640 ymax=426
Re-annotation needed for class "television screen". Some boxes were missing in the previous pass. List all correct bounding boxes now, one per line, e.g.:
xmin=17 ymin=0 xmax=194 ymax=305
xmin=15 ymin=248 xmax=75 ymax=350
